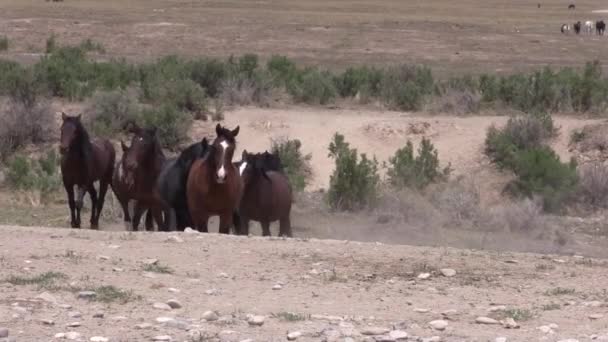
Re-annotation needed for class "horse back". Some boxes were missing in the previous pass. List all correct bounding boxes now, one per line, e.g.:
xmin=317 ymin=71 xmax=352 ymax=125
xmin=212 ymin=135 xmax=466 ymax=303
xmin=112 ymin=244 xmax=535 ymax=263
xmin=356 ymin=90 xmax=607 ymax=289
xmin=241 ymin=171 xmax=292 ymax=221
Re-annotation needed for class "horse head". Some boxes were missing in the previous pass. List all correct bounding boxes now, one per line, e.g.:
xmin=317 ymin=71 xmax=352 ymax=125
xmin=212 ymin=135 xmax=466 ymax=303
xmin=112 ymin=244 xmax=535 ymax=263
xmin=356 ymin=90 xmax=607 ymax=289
xmin=59 ymin=112 xmax=84 ymax=155
xmin=123 ymin=124 xmax=160 ymax=187
xmin=211 ymin=123 xmax=239 ymax=184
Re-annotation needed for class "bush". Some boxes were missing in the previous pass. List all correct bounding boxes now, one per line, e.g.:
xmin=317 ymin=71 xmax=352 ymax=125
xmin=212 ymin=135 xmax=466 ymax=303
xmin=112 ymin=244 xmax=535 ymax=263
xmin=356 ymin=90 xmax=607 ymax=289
xmin=138 ymin=104 xmax=191 ymax=150
xmin=327 ymin=133 xmax=379 ymax=211
xmin=86 ymin=88 xmax=140 ymax=136
xmin=0 ymin=100 xmax=54 ymax=160
xmin=267 ymin=55 xmax=297 ymax=88
xmin=508 ymin=147 xmax=578 ymax=212
xmin=0 ymin=36 xmax=8 ymax=51
xmin=163 ymin=79 xmax=208 ymax=113
xmin=45 ymin=34 xmax=56 ymax=53
xmin=220 ymin=70 xmax=273 ymax=107
xmin=334 ymin=66 xmax=384 ymax=99
xmin=289 ymin=68 xmax=337 ymax=105
xmin=189 ymin=58 xmax=228 ymax=97
xmin=34 ymin=46 xmax=96 ymax=100
xmin=578 ymin=162 xmax=608 ymax=208
xmin=380 ymin=65 xmax=434 ymax=111
xmin=493 ymin=198 xmax=547 ymax=232
xmin=79 ymin=38 xmax=105 ymax=54
xmin=6 ymin=150 xmax=61 ymax=203
xmin=270 ymin=137 xmax=312 ymax=192
xmin=386 ymin=137 xmax=451 ymax=190
xmin=429 ymin=177 xmax=480 ymax=225
xmin=4 ymin=67 xmax=45 ymax=108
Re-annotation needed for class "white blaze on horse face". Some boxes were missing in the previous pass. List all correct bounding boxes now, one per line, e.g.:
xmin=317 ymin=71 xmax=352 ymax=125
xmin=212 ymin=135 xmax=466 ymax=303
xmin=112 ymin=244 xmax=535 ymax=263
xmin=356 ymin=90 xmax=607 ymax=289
xmin=239 ymin=161 xmax=248 ymax=176
xmin=217 ymin=140 xmax=229 ymax=181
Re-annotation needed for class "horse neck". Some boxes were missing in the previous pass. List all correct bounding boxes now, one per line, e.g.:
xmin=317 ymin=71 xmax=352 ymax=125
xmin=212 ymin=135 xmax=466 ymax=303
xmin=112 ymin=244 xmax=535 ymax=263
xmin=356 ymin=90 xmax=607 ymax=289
xmin=65 ymin=126 xmax=95 ymax=174
xmin=135 ymin=143 xmax=165 ymax=188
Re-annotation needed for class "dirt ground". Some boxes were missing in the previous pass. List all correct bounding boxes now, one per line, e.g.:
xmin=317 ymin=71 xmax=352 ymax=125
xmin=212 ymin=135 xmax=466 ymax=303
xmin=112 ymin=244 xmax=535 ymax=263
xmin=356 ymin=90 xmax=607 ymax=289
xmin=2 ymin=0 xmax=608 ymax=74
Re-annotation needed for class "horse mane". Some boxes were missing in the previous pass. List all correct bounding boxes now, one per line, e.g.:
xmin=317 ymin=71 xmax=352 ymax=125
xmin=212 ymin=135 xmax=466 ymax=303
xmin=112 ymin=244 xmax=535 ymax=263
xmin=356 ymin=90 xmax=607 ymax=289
xmin=64 ymin=118 xmax=94 ymax=171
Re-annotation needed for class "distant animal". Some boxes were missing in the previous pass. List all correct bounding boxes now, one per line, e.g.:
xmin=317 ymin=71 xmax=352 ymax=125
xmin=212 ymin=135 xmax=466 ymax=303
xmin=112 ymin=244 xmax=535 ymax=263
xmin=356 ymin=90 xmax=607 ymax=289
xmin=59 ymin=112 xmax=115 ymax=229
xmin=585 ymin=20 xmax=594 ymax=34
xmin=574 ymin=21 xmax=582 ymax=34
xmin=561 ymin=23 xmax=571 ymax=34
xmin=537 ymin=3 xmax=541 ymax=8
xmin=233 ymin=150 xmax=293 ymax=237
xmin=120 ymin=124 xmax=168 ymax=231
xmin=157 ymin=138 xmax=210 ymax=231
xmin=597 ymin=20 xmax=606 ymax=35
xmin=112 ymin=140 xmax=153 ymax=231
xmin=186 ymin=124 xmax=243 ymax=234
xmin=568 ymin=4 xmax=575 ymax=10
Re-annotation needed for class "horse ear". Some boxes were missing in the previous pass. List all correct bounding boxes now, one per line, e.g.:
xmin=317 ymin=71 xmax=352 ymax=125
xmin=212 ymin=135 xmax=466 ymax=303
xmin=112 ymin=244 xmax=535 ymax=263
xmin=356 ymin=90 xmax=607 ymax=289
xmin=232 ymin=125 xmax=240 ymax=137
xmin=201 ymin=137 xmax=209 ymax=147
xmin=76 ymin=113 xmax=82 ymax=121
xmin=61 ymin=112 xmax=67 ymax=121
xmin=120 ymin=140 xmax=128 ymax=152
xmin=242 ymin=149 xmax=248 ymax=160
xmin=215 ymin=123 xmax=222 ymax=135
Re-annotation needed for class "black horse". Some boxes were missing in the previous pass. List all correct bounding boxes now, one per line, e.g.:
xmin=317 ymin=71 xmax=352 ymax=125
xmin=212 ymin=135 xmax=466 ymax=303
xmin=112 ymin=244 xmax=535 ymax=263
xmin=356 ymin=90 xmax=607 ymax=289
xmin=568 ymin=4 xmax=575 ymax=10
xmin=157 ymin=138 xmax=210 ymax=231
xmin=597 ymin=20 xmax=606 ymax=35
xmin=574 ymin=21 xmax=582 ymax=34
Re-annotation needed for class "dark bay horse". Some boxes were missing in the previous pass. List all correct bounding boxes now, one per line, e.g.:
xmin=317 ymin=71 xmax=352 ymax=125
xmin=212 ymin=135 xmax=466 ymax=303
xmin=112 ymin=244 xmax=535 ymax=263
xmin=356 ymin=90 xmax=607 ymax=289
xmin=234 ymin=150 xmax=293 ymax=237
xmin=121 ymin=124 xmax=168 ymax=231
xmin=186 ymin=124 xmax=242 ymax=233
xmin=157 ymin=138 xmax=210 ymax=230
xmin=59 ymin=113 xmax=115 ymax=229
xmin=112 ymin=140 xmax=153 ymax=230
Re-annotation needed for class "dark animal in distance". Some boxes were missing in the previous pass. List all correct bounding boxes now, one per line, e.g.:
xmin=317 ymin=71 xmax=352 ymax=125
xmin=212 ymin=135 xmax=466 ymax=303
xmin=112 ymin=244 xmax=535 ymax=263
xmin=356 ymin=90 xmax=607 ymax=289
xmin=187 ymin=124 xmax=243 ymax=234
xmin=157 ymin=138 xmax=210 ymax=231
xmin=561 ymin=24 xmax=571 ymax=34
xmin=120 ymin=124 xmax=169 ymax=231
xmin=112 ymin=140 xmax=153 ymax=231
xmin=597 ymin=20 xmax=606 ymax=35
xmin=568 ymin=4 xmax=575 ymax=10
xmin=234 ymin=150 xmax=293 ymax=237
xmin=59 ymin=112 xmax=115 ymax=229
xmin=537 ymin=3 xmax=541 ymax=8
xmin=574 ymin=21 xmax=581 ymax=34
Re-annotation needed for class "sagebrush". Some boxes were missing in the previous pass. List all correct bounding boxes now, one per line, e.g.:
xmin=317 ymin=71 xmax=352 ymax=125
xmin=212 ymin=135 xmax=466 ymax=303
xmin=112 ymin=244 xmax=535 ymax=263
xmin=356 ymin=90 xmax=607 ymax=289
xmin=270 ymin=137 xmax=312 ymax=192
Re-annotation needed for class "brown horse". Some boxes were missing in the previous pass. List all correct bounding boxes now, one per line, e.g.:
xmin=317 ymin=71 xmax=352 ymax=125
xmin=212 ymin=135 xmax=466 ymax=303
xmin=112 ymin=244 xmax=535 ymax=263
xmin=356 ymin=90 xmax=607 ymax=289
xmin=186 ymin=124 xmax=242 ymax=234
xmin=234 ymin=150 xmax=293 ymax=237
xmin=121 ymin=124 xmax=168 ymax=231
xmin=59 ymin=112 xmax=115 ymax=229
xmin=111 ymin=140 xmax=153 ymax=230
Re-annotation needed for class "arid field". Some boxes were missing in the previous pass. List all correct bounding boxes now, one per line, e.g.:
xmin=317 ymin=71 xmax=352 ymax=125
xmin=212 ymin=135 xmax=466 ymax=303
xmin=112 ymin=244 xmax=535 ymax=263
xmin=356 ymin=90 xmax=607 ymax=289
xmin=2 ymin=0 xmax=608 ymax=341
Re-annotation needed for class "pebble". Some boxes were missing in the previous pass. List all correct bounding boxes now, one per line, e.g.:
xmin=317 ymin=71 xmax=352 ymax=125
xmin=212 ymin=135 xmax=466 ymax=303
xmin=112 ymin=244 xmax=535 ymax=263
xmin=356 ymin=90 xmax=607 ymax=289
xmin=78 ymin=291 xmax=96 ymax=299
xmin=287 ymin=331 xmax=302 ymax=340
xmin=361 ymin=327 xmax=390 ymax=335
xmin=167 ymin=299 xmax=182 ymax=309
xmin=68 ymin=311 xmax=82 ymax=318
xmin=166 ymin=319 xmax=190 ymax=331
xmin=59 ymin=304 xmax=73 ymax=309
xmin=441 ymin=309 xmax=458 ymax=316
xmin=247 ymin=315 xmax=265 ymax=326
xmin=218 ymin=272 xmax=229 ymax=278
xmin=202 ymin=311 xmax=219 ymax=321
xmin=502 ymin=317 xmax=519 ymax=329
xmin=97 ymin=255 xmax=110 ymax=261
xmin=272 ymin=284 xmax=283 ymax=290
xmin=67 ymin=322 xmax=81 ymax=328
xmin=440 ymin=268 xmax=456 ymax=277
xmin=429 ymin=320 xmax=448 ymax=331
xmin=165 ymin=235 xmax=184 ymax=243
xmin=37 ymin=292 xmax=58 ymax=303
xmin=583 ymin=301 xmax=603 ymax=307
xmin=476 ymin=317 xmax=500 ymax=325
xmin=152 ymin=336 xmax=172 ymax=341
xmin=143 ymin=258 xmax=159 ymax=265
xmin=184 ymin=228 xmax=199 ymax=234
xmin=389 ymin=330 xmax=408 ymax=340
xmin=112 ymin=267 xmax=124 ymax=272
xmin=41 ymin=319 xmax=55 ymax=325
xmin=421 ymin=337 xmax=441 ymax=342
xmin=168 ymin=288 xmax=180 ymax=293
xmin=205 ymin=289 xmax=219 ymax=296
xmin=538 ymin=325 xmax=554 ymax=334
xmin=111 ymin=316 xmax=127 ymax=321
xmin=107 ymin=244 xmax=120 ymax=249
xmin=589 ymin=314 xmax=604 ymax=320
xmin=66 ymin=332 xmax=82 ymax=340
xmin=135 ymin=323 xmax=153 ymax=330
xmin=90 ymin=337 xmax=109 ymax=342
xmin=414 ymin=308 xmax=430 ymax=313
xmin=496 ymin=338 xmax=507 ymax=342
xmin=153 ymin=302 xmax=172 ymax=311
xmin=93 ymin=312 xmax=105 ymax=319
xmin=0 ymin=329 xmax=7 ymax=338
xmin=417 ymin=273 xmax=431 ymax=280
xmin=156 ymin=317 xmax=175 ymax=324
xmin=488 ymin=305 xmax=507 ymax=312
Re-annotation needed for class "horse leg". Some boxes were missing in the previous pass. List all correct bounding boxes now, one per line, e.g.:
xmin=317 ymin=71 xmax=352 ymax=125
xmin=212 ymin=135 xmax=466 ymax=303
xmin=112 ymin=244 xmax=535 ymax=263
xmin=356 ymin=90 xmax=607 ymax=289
xmin=218 ymin=212 xmax=233 ymax=235
xmin=241 ymin=216 xmax=250 ymax=236
xmin=232 ymin=211 xmax=241 ymax=235
xmin=132 ymin=202 xmax=146 ymax=232
xmin=193 ymin=212 xmax=209 ymax=233
xmin=64 ymin=184 xmax=79 ymax=228
xmin=279 ymin=216 xmax=293 ymax=238
xmin=75 ymin=186 xmax=87 ymax=228
xmin=144 ymin=209 xmax=154 ymax=231
xmin=120 ymin=198 xmax=131 ymax=230
xmin=166 ymin=208 xmax=177 ymax=232
xmin=88 ymin=185 xmax=99 ymax=229
xmin=151 ymin=207 xmax=165 ymax=232
xmin=94 ymin=181 xmax=109 ymax=228
xmin=261 ymin=220 xmax=271 ymax=237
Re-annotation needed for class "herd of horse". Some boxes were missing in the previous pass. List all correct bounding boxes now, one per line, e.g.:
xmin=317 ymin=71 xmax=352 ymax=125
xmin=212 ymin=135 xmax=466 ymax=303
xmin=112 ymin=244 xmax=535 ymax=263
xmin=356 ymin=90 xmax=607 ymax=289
xmin=561 ymin=20 xmax=606 ymax=35
xmin=58 ymin=113 xmax=293 ymax=237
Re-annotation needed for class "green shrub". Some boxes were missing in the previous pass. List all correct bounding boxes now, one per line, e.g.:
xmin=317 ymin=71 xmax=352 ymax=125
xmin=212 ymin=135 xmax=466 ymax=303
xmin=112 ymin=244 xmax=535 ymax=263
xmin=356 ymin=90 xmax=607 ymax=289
xmin=0 ymin=36 xmax=8 ymax=51
xmin=386 ymin=137 xmax=451 ymax=190
xmin=327 ymin=133 xmax=379 ymax=211
xmin=289 ymin=68 xmax=337 ymax=105
xmin=86 ymin=88 xmax=140 ymax=136
xmin=508 ymin=147 xmax=578 ymax=212
xmin=267 ymin=55 xmax=297 ymax=88
xmin=189 ymin=58 xmax=228 ymax=97
xmin=79 ymin=38 xmax=105 ymax=54
xmin=163 ymin=79 xmax=208 ymax=113
xmin=45 ymin=34 xmax=56 ymax=54
xmin=138 ymin=104 xmax=191 ymax=150
xmin=4 ymin=66 xmax=45 ymax=108
xmin=270 ymin=138 xmax=312 ymax=192
xmin=34 ymin=46 xmax=95 ymax=100
xmin=6 ymin=150 xmax=61 ymax=201
xmin=380 ymin=65 xmax=434 ymax=111
xmin=0 ymin=100 xmax=54 ymax=160
xmin=334 ymin=66 xmax=384 ymax=99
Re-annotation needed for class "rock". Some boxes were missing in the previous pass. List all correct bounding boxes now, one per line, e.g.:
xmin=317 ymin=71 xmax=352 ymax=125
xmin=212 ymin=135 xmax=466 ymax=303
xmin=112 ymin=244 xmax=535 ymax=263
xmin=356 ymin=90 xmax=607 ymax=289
xmin=165 ymin=235 xmax=184 ymax=243
xmin=107 ymin=244 xmax=120 ymax=249
xmin=247 ymin=315 xmax=265 ymax=326
xmin=476 ymin=317 xmax=500 ymax=325
xmin=589 ymin=314 xmax=604 ymax=320
xmin=414 ymin=308 xmax=430 ymax=313
xmin=218 ymin=272 xmax=229 ymax=278
xmin=152 ymin=336 xmax=172 ymax=342
xmin=184 ymin=228 xmax=198 ymax=234
xmin=205 ymin=289 xmax=219 ymax=296
xmin=68 ymin=311 xmax=82 ymax=318
xmin=375 ymin=336 xmax=396 ymax=342
xmin=502 ymin=317 xmax=519 ymax=329
xmin=488 ymin=305 xmax=507 ymax=312
xmin=67 ymin=322 xmax=81 ymax=327
xmin=37 ymin=292 xmax=57 ymax=303
xmin=143 ymin=258 xmax=159 ymax=265
xmin=166 ymin=319 xmax=190 ymax=331
xmin=93 ymin=312 xmax=105 ymax=318
xmin=388 ymin=330 xmax=408 ymax=340
xmin=111 ymin=316 xmax=127 ymax=321
xmin=66 ymin=332 xmax=82 ymax=340
xmin=97 ymin=255 xmax=110 ymax=261
xmin=496 ymin=338 xmax=507 ymax=342
xmin=417 ymin=273 xmax=431 ymax=280
xmin=429 ymin=320 xmax=448 ymax=331
xmin=202 ymin=311 xmax=219 ymax=321
xmin=78 ymin=291 xmax=96 ymax=299
xmin=440 ymin=269 xmax=456 ymax=277
xmin=112 ymin=267 xmax=124 ymax=272
xmin=156 ymin=317 xmax=175 ymax=324
xmin=168 ymin=288 xmax=180 ymax=293
xmin=538 ymin=325 xmax=553 ymax=334
xmin=272 ymin=284 xmax=283 ymax=290
xmin=441 ymin=309 xmax=458 ymax=317
xmin=287 ymin=331 xmax=302 ymax=340
xmin=361 ymin=327 xmax=390 ymax=335
xmin=59 ymin=304 xmax=73 ymax=309
xmin=136 ymin=323 xmax=153 ymax=330
xmin=41 ymin=319 xmax=55 ymax=325
xmin=55 ymin=333 xmax=66 ymax=339
xmin=583 ymin=301 xmax=603 ymax=307
xmin=90 ymin=337 xmax=109 ymax=342
xmin=0 ymin=328 xmax=7 ymax=338
xmin=153 ymin=302 xmax=172 ymax=311
xmin=549 ymin=323 xmax=559 ymax=330
xmin=421 ymin=337 xmax=441 ymax=342
xmin=167 ymin=299 xmax=182 ymax=309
